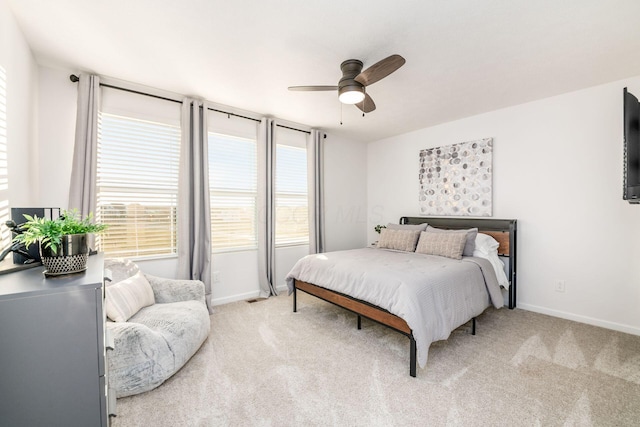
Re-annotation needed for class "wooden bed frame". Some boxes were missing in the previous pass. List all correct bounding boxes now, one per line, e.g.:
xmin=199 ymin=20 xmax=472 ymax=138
xmin=292 ymin=216 xmax=517 ymax=377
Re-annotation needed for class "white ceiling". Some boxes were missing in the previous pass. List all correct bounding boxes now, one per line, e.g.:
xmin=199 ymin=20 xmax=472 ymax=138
xmin=8 ymin=0 xmax=640 ymax=142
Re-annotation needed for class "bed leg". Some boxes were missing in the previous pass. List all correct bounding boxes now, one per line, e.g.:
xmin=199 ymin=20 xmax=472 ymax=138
xmin=410 ymin=335 xmax=417 ymax=377
xmin=293 ymin=287 xmax=297 ymax=313
xmin=357 ymin=315 xmax=362 ymax=330
xmin=472 ymin=317 xmax=476 ymax=335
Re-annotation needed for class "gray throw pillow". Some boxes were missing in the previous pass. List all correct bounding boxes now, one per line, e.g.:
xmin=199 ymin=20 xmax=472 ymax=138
xmin=386 ymin=222 xmax=428 ymax=232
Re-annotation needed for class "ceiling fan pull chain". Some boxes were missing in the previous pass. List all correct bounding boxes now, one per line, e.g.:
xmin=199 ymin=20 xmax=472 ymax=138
xmin=340 ymin=102 xmax=343 ymax=125
xmin=362 ymin=87 xmax=366 ymax=117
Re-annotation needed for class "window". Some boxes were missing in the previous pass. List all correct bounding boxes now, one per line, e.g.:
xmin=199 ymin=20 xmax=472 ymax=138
xmin=0 ymin=66 xmax=9 ymax=250
xmin=275 ymin=127 xmax=309 ymax=246
xmin=209 ymin=133 xmax=257 ymax=252
xmin=208 ymin=112 xmax=259 ymax=252
xmin=97 ymin=89 xmax=181 ymax=258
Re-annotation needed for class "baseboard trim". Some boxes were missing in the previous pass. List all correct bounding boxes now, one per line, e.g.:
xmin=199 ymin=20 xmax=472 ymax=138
xmin=211 ymin=285 xmax=290 ymax=307
xmin=214 ymin=292 xmax=640 ymax=336
xmin=212 ymin=290 xmax=261 ymax=306
xmin=518 ymin=303 xmax=640 ymax=336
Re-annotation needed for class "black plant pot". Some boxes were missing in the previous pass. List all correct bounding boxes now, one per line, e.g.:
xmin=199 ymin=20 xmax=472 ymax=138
xmin=40 ymin=233 xmax=89 ymax=276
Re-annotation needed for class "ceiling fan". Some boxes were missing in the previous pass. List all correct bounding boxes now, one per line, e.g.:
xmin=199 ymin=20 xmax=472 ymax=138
xmin=288 ymin=54 xmax=406 ymax=113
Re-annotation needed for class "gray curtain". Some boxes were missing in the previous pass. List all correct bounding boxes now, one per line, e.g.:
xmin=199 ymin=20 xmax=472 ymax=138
xmin=307 ymin=129 xmax=325 ymax=254
xmin=178 ymin=99 xmax=213 ymax=313
xmin=68 ymin=74 xmax=100 ymax=218
xmin=257 ymin=118 xmax=277 ymax=297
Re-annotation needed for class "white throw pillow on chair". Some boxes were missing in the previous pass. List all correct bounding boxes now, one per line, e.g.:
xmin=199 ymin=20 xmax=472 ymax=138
xmin=105 ymin=271 xmax=155 ymax=322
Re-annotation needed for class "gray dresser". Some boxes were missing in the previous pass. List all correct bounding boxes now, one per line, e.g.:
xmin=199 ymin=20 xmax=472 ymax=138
xmin=0 ymin=253 xmax=108 ymax=427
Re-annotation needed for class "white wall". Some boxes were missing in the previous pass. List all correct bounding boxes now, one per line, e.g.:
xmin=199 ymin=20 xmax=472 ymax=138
xmin=324 ymin=133 xmax=368 ymax=251
xmin=35 ymin=65 xmax=368 ymax=304
xmin=0 ymin=0 xmax=38 ymax=208
xmin=368 ymin=77 xmax=640 ymax=335
xmin=37 ymin=66 xmax=76 ymax=207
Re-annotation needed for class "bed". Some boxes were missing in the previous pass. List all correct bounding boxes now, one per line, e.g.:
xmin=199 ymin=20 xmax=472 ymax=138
xmin=285 ymin=216 xmax=517 ymax=377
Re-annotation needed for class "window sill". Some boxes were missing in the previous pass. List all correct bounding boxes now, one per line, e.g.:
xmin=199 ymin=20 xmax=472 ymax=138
xmin=275 ymin=243 xmax=309 ymax=249
xmin=212 ymin=247 xmax=258 ymax=255
xmin=111 ymin=253 xmax=178 ymax=262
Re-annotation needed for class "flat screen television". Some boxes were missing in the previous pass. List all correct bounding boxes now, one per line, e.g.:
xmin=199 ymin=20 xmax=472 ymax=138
xmin=624 ymin=88 xmax=640 ymax=203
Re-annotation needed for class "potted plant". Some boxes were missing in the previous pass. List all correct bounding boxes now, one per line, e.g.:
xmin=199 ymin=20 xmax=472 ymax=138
xmin=374 ymin=224 xmax=387 ymax=234
xmin=370 ymin=224 xmax=387 ymax=248
xmin=13 ymin=209 xmax=108 ymax=276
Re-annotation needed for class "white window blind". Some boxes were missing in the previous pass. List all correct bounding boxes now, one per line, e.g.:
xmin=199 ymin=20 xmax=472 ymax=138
xmin=208 ymin=133 xmax=257 ymax=252
xmin=208 ymin=111 xmax=259 ymax=252
xmin=0 ymin=66 xmax=9 ymax=250
xmin=275 ymin=127 xmax=309 ymax=246
xmin=97 ymin=89 xmax=181 ymax=258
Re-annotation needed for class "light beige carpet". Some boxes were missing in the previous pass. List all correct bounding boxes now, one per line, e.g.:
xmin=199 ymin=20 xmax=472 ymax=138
xmin=111 ymin=292 xmax=640 ymax=426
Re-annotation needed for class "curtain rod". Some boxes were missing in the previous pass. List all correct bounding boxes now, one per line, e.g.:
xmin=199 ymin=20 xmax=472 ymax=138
xmin=207 ymin=107 xmax=260 ymax=123
xmin=70 ymin=74 xmax=181 ymax=104
xmin=275 ymin=124 xmax=311 ymax=135
xmin=207 ymin=109 xmax=310 ymax=135
xmin=70 ymin=74 xmax=315 ymax=136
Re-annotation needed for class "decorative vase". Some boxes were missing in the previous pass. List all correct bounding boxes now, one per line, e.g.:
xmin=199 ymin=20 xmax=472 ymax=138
xmin=39 ymin=233 xmax=89 ymax=276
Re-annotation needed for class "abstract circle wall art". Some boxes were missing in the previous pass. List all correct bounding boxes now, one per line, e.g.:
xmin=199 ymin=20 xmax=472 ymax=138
xmin=418 ymin=138 xmax=493 ymax=217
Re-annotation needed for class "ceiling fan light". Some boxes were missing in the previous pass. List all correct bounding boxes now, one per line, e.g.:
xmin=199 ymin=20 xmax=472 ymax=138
xmin=338 ymin=86 xmax=365 ymax=104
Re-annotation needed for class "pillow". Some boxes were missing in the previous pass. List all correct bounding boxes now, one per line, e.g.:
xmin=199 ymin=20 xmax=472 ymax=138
xmin=377 ymin=228 xmax=421 ymax=252
xmin=105 ymin=271 xmax=155 ymax=322
xmin=415 ymin=230 xmax=467 ymax=260
xmin=386 ymin=222 xmax=428 ymax=232
xmin=474 ymin=232 xmax=500 ymax=254
xmin=473 ymin=233 xmax=510 ymax=289
xmin=426 ymin=226 xmax=478 ymax=256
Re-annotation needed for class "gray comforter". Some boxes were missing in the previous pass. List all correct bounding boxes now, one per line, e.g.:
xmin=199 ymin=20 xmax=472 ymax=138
xmin=285 ymin=248 xmax=503 ymax=368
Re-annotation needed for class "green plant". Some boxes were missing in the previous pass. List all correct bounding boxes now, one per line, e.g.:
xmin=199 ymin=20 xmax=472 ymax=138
xmin=374 ymin=224 xmax=387 ymax=234
xmin=12 ymin=209 xmax=108 ymax=252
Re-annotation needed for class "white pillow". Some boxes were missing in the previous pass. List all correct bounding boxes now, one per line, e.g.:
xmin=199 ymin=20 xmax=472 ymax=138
xmin=474 ymin=232 xmax=500 ymax=254
xmin=473 ymin=233 xmax=509 ymax=288
xmin=105 ymin=271 xmax=155 ymax=322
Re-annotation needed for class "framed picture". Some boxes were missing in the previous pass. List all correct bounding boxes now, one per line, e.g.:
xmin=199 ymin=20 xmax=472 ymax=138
xmin=418 ymin=138 xmax=492 ymax=216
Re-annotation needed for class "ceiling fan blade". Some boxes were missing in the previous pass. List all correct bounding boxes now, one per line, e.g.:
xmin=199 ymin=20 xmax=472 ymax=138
xmin=288 ymin=85 xmax=339 ymax=91
xmin=355 ymin=93 xmax=376 ymax=113
xmin=354 ymin=54 xmax=406 ymax=86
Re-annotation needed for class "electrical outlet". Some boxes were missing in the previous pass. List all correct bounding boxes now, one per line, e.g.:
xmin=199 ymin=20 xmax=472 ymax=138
xmin=213 ymin=271 xmax=221 ymax=283
xmin=555 ymin=280 xmax=566 ymax=293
